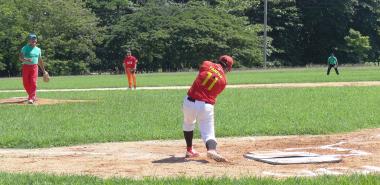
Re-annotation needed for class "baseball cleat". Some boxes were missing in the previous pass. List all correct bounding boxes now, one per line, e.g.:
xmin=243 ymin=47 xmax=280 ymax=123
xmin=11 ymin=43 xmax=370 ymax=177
xmin=185 ymin=149 xmax=200 ymax=158
xmin=27 ymin=99 xmax=34 ymax=104
xmin=207 ymin=150 xmax=227 ymax=162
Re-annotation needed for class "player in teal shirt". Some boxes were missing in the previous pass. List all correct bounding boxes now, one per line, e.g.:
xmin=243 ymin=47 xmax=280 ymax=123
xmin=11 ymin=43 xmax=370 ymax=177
xmin=327 ymin=53 xmax=339 ymax=75
xmin=19 ymin=33 xmax=47 ymax=104
xmin=21 ymin=43 xmax=41 ymax=65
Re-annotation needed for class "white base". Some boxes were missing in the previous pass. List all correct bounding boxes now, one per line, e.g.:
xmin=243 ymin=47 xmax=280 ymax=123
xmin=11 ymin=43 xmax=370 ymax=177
xmin=244 ymin=151 xmax=342 ymax=165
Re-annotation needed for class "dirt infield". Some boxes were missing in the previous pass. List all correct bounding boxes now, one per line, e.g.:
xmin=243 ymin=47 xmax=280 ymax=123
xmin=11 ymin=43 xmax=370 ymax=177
xmin=0 ymin=128 xmax=378 ymax=179
xmin=0 ymin=97 xmax=93 ymax=105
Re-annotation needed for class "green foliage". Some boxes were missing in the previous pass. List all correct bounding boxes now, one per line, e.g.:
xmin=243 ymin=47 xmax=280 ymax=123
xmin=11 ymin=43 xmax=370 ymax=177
xmin=297 ymin=0 xmax=358 ymax=64
xmin=45 ymin=60 xmax=71 ymax=76
xmin=108 ymin=2 xmax=264 ymax=72
xmin=0 ymin=57 xmax=5 ymax=71
xmin=0 ymin=0 xmax=28 ymax=76
xmin=84 ymin=0 xmax=135 ymax=26
xmin=2 ymin=0 xmax=380 ymax=76
xmin=344 ymin=29 xmax=372 ymax=63
xmin=201 ymin=0 xmax=380 ymax=67
xmin=248 ymin=0 xmax=303 ymax=66
xmin=0 ymin=0 xmax=102 ymax=76
xmin=192 ymin=0 xmax=259 ymax=16
xmin=352 ymin=0 xmax=380 ymax=64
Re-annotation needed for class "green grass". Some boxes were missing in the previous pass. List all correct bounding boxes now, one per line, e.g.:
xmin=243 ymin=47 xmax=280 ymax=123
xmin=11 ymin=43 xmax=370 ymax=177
xmin=0 ymin=86 xmax=379 ymax=148
xmin=0 ymin=66 xmax=379 ymax=90
xmin=1 ymin=68 xmax=379 ymax=183
xmin=0 ymin=173 xmax=378 ymax=185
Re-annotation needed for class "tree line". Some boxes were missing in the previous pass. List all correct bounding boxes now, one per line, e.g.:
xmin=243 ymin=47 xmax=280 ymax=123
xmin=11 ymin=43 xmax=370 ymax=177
xmin=0 ymin=0 xmax=379 ymax=76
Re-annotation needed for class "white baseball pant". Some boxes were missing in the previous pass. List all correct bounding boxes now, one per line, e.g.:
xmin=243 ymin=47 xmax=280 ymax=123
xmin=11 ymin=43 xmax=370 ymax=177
xmin=182 ymin=96 xmax=216 ymax=143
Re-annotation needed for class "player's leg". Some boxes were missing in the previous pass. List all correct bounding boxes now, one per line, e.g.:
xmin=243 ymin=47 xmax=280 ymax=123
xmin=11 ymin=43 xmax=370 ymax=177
xmin=28 ymin=65 xmax=38 ymax=102
xmin=198 ymin=103 xmax=215 ymax=144
xmin=198 ymin=103 xmax=227 ymax=162
xmin=334 ymin=66 xmax=339 ymax=75
xmin=327 ymin=65 xmax=332 ymax=75
xmin=124 ymin=66 xmax=130 ymax=88
xmin=132 ymin=72 xmax=136 ymax=89
xmin=22 ymin=65 xmax=37 ymax=103
xmin=22 ymin=65 xmax=31 ymax=100
xmin=124 ymin=65 xmax=128 ymax=79
xmin=182 ymin=96 xmax=199 ymax=158
xmin=126 ymin=68 xmax=132 ymax=89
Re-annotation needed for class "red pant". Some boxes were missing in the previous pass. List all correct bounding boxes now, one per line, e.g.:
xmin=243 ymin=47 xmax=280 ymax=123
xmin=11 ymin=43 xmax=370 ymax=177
xmin=22 ymin=64 xmax=38 ymax=100
xmin=124 ymin=67 xmax=136 ymax=88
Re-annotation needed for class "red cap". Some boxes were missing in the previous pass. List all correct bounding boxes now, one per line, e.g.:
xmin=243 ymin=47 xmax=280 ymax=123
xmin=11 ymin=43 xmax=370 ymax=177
xmin=219 ymin=55 xmax=234 ymax=72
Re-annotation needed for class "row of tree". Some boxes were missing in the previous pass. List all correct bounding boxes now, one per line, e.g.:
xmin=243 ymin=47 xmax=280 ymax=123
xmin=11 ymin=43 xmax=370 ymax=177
xmin=0 ymin=0 xmax=379 ymax=76
xmin=249 ymin=0 xmax=379 ymax=66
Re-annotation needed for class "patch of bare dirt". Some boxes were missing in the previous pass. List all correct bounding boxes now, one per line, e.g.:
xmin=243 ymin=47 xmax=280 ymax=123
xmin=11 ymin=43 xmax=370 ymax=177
xmin=0 ymin=97 xmax=93 ymax=105
xmin=0 ymin=128 xmax=379 ymax=179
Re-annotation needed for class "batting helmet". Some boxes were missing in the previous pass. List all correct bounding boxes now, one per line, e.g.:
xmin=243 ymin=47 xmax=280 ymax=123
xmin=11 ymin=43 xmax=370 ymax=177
xmin=219 ymin=55 xmax=234 ymax=72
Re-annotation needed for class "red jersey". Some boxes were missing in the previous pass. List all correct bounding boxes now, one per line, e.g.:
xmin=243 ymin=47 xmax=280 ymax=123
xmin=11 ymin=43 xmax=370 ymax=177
xmin=187 ymin=61 xmax=227 ymax=105
xmin=123 ymin=55 xmax=138 ymax=68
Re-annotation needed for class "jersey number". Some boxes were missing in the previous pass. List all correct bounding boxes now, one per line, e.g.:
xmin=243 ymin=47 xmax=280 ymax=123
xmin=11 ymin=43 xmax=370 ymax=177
xmin=201 ymin=72 xmax=218 ymax=91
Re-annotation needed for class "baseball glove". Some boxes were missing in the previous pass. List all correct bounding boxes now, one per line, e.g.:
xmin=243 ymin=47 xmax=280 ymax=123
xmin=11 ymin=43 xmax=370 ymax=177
xmin=43 ymin=71 xmax=50 ymax=83
xmin=130 ymin=68 xmax=136 ymax=73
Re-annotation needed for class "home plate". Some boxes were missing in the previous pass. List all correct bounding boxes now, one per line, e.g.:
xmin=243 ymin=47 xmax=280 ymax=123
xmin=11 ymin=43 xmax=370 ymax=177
xmin=244 ymin=151 xmax=342 ymax=165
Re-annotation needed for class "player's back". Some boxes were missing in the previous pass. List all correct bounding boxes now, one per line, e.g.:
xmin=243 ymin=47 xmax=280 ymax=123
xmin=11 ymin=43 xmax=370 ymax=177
xmin=187 ymin=61 xmax=227 ymax=104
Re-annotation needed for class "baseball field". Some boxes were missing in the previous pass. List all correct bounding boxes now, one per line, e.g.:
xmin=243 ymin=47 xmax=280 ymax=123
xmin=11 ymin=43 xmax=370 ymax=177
xmin=0 ymin=67 xmax=379 ymax=184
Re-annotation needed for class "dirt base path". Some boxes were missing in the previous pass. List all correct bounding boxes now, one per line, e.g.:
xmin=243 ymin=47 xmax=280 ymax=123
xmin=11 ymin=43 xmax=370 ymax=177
xmin=1 ymin=81 xmax=380 ymax=93
xmin=0 ymin=128 xmax=379 ymax=179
